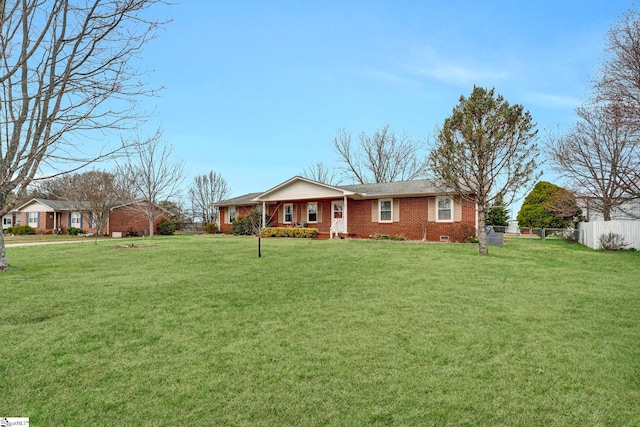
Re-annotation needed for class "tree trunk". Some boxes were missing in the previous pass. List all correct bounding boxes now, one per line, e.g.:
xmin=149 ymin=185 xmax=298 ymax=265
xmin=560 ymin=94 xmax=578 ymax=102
xmin=148 ymin=218 xmax=155 ymax=238
xmin=258 ymin=237 xmax=262 ymax=258
xmin=0 ymin=231 xmax=7 ymax=271
xmin=477 ymin=209 xmax=489 ymax=256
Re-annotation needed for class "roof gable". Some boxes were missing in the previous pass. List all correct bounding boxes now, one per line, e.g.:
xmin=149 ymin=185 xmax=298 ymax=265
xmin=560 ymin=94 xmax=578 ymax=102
xmin=254 ymin=176 xmax=353 ymax=202
xmin=16 ymin=198 xmax=87 ymax=212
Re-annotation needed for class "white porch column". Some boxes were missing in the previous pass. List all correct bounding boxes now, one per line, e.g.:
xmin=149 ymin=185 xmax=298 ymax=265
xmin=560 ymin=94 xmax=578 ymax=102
xmin=262 ymin=201 xmax=266 ymax=227
xmin=343 ymin=195 xmax=348 ymax=236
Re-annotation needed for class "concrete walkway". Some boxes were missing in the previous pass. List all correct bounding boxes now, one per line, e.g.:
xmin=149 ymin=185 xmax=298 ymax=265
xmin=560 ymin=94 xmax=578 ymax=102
xmin=4 ymin=239 xmax=104 ymax=248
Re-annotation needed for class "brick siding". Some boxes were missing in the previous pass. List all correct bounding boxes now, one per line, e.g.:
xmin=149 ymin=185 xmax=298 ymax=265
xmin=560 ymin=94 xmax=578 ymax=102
xmin=219 ymin=197 xmax=477 ymax=241
xmin=109 ymin=205 xmax=169 ymax=236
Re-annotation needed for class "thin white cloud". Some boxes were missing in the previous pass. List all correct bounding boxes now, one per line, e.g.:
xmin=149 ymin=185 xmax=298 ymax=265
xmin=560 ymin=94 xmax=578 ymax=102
xmin=526 ymin=92 xmax=582 ymax=109
xmin=411 ymin=62 xmax=511 ymax=86
xmin=405 ymin=47 xmax=512 ymax=86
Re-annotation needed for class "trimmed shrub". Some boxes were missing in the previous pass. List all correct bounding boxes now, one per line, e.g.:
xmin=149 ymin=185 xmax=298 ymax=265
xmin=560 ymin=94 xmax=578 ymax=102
xmin=203 ymin=222 xmax=219 ymax=234
xmin=67 ymin=227 xmax=84 ymax=236
xmin=261 ymin=227 xmax=318 ymax=239
xmin=157 ymin=218 xmax=176 ymax=235
xmin=6 ymin=225 xmax=36 ymax=235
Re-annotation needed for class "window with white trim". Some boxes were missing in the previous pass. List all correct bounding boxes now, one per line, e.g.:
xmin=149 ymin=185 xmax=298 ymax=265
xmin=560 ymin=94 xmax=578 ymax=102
xmin=437 ymin=197 xmax=452 ymax=221
xmin=379 ymin=199 xmax=392 ymax=222
xmin=28 ymin=212 xmax=38 ymax=227
xmin=284 ymin=203 xmax=293 ymax=223
xmin=228 ymin=206 xmax=236 ymax=223
xmin=307 ymin=202 xmax=317 ymax=223
xmin=71 ymin=212 xmax=81 ymax=226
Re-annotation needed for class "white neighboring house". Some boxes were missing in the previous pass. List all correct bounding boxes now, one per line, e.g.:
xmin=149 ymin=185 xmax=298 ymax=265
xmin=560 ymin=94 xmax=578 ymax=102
xmin=579 ymin=197 xmax=640 ymax=221
xmin=2 ymin=211 xmax=19 ymax=230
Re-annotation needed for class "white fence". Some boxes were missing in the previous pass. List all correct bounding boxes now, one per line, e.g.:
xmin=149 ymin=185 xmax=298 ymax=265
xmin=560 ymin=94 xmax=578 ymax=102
xmin=578 ymin=221 xmax=640 ymax=250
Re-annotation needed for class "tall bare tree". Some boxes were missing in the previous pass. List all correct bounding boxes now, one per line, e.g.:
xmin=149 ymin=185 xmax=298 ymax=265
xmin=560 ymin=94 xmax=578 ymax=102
xmin=592 ymin=8 xmax=640 ymax=200
xmin=116 ymin=132 xmax=185 ymax=238
xmin=188 ymin=171 xmax=230 ymax=224
xmin=0 ymin=0 xmax=168 ymax=271
xmin=596 ymin=8 xmax=640 ymax=122
xmin=301 ymin=161 xmax=340 ymax=186
xmin=548 ymin=103 xmax=640 ymax=220
xmin=429 ymin=86 xmax=540 ymax=255
xmin=334 ymin=125 xmax=427 ymax=184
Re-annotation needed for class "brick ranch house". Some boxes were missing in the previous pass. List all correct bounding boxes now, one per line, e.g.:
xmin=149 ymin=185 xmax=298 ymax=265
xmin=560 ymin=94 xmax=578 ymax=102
xmin=13 ymin=198 xmax=172 ymax=236
xmin=214 ymin=176 xmax=478 ymax=242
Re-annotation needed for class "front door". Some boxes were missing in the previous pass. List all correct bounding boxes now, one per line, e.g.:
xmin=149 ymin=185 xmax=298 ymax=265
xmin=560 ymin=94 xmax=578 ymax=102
xmin=332 ymin=201 xmax=345 ymax=234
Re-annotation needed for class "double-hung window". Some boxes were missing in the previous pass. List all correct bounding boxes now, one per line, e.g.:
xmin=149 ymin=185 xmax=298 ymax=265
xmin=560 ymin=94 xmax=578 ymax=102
xmin=71 ymin=212 xmax=81 ymax=226
xmin=284 ymin=204 xmax=293 ymax=223
xmin=228 ymin=206 xmax=236 ymax=223
xmin=307 ymin=202 xmax=317 ymax=223
xmin=437 ymin=197 xmax=452 ymax=221
xmin=379 ymin=199 xmax=392 ymax=222
xmin=28 ymin=212 xmax=39 ymax=227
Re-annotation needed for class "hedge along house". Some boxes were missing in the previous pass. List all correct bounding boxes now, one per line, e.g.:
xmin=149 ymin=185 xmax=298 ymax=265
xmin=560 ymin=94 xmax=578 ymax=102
xmin=14 ymin=198 xmax=173 ymax=236
xmin=214 ymin=176 xmax=478 ymax=242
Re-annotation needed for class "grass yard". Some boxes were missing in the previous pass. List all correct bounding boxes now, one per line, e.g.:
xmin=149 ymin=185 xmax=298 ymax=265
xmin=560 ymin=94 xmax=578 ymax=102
xmin=1 ymin=235 xmax=638 ymax=425
xmin=2 ymin=233 xmax=105 ymax=245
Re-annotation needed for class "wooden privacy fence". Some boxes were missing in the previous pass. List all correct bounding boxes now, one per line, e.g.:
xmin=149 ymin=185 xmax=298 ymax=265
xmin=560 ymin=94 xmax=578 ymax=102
xmin=578 ymin=221 xmax=640 ymax=250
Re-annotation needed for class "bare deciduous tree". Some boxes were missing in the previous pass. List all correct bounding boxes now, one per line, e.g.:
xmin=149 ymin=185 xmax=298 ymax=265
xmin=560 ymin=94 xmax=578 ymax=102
xmin=32 ymin=170 xmax=131 ymax=238
xmin=72 ymin=171 xmax=131 ymax=239
xmin=429 ymin=86 xmax=541 ymax=256
xmin=595 ymin=8 xmax=640 ymax=122
xmin=334 ymin=125 xmax=427 ymax=184
xmin=116 ymin=132 xmax=185 ymax=238
xmin=301 ymin=161 xmax=340 ymax=186
xmin=188 ymin=171 xmax=230 ymax=224
xmin=592 ymin=8 xmax=640 ymax=201
xmin=0 ymin=0 xmax=168 ymax=271
xmin=548 ymin=103 xmax=640 ymax=220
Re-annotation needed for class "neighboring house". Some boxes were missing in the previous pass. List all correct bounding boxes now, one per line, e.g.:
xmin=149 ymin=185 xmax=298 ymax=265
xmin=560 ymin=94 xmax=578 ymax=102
xmin=13 ymin=198 xmax=172 ymax=236
xmin=2 ymin=211 xmax=19 ymax=230
xmin=578 ymin=197 xmax=640 ymax=221
xmin=214 ymin=176 xmax=478 ymax=242
xmin=108 ymin=201 xmax=174 ymax=236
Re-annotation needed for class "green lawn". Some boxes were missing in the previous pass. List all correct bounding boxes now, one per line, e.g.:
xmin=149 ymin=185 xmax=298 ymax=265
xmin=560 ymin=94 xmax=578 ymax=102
xmin=3 ymin=233 xmax=106 ymax=245
xmin=1 ymin=236 xmax=638 ymax=425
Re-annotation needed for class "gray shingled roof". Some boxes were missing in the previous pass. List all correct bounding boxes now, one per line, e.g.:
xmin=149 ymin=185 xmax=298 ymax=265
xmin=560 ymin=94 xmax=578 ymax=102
xmin=214 ymin=177 xmax=471 ymax=206
xmin=32 ymin=198 xmax=91 ymax=211
xmin=338 ymin=179 xmax=462 ymax=198
xmin=214 ymin=192 xmax=262 ymax=207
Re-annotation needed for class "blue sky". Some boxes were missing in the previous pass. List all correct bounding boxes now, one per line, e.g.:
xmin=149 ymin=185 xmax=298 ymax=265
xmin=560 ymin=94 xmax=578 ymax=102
xmin=129 ymin=1 xmax=632 ymax=216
